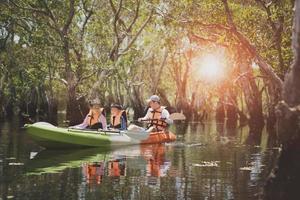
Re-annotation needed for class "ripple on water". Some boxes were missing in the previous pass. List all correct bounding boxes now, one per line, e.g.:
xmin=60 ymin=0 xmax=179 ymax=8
xmin=192 ymin=161 xmax=220 ymax=167
xmin=166 ymin=142 xmax=206 ymax=148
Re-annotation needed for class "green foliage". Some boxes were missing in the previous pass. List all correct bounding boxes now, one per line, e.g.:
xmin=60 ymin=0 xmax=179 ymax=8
xmin=0 ymin=0 xmax=294 ymax=118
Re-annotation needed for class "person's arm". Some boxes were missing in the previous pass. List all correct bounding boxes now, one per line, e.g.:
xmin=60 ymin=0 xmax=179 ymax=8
xmin=139 ymin=109 xmax=151 ymax=121
xmin=70 ymin=114 xmax=89 ymax=129
xmin=99 ymin=114 xmax=107 ymax=130
xmin=162 ymin=109 xmax=173 ymax=124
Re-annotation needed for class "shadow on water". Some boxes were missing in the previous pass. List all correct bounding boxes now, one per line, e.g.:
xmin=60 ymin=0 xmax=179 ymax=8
xmin=0 ymin=119 xmax=281 ymax=200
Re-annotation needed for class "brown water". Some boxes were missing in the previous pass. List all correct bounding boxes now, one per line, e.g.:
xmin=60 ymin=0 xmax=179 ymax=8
xmin=0 ymin=119 xmax=279 ymax=200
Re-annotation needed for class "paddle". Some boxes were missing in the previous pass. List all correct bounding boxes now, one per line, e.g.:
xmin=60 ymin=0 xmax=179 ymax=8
xmin=169 ymin=112 xmax=186 ymax=121
xmin=68 ymin=127 xmax=147 ymax=135
xmin=130 ymin=112 xmax=186 ymax=123
xmin=97 ymin=129 xmax=147 ymax=135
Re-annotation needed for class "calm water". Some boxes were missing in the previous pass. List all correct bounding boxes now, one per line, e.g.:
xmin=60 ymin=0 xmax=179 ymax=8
xmin=0 ymin=119 xmax=279 ymax=200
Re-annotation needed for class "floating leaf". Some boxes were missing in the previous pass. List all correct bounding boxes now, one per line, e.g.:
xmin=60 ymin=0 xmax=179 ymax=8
xmin=240 ymin=167 xmax=252 ymax=171
xmin=9 ymin=162 xmax=24 ymax=166
xmin=5 ymin=157 xmax=16 ymax=160
xmin=192 ymin=161 xmax=219 ymax=167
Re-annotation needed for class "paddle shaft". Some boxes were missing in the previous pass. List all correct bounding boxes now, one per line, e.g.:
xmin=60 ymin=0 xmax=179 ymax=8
xmin=131 ymin=119 xmax=165 ymax=123
xmin=68 ymin=127 xmax=146 ymax=135
xmin=132 ymin=112 xmax=186 ymax=122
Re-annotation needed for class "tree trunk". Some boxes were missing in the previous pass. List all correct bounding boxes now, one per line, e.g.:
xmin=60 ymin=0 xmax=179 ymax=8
xmin=66 ymin=84 xmax=82 ymax=126
xmin=237 ymin=49 xmax=264 ymax=129
xmin=62 ymin=35 xmax=83 ymax=125
xmin=265 ymin=80 xmax=280 ymax=131
xmin=5 ymin=80 xmax=15 ymax=119
xmin=131 ymin=85 xmax=145 ymax=119
xmin=0 ymin=97 xmax=5 ymax=121
xmin=157 ymin=88 xmax=171 ymax=108
xmin=172 ymin=54 xmax=192 ymax=120
xmin=226 ymin=87 xmax=238 ymax=126
xmin=47 ymin=97 xmax=58 ymax=124
xmin=47 ymin=63 xmax=58 ymax=124
xmin=265 ymin=1 xmax=300 ymax=199
xmin=216 ymin=96 xmax=225 ymax=123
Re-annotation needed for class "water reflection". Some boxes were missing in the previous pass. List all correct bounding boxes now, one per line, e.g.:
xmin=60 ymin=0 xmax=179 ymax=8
xmin=0 ymin=120 xmax=280 ymax=200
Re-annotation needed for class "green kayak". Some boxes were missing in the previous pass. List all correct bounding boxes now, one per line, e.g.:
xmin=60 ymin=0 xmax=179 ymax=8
xmin=25 ymin=122 xmax=176 ymax=149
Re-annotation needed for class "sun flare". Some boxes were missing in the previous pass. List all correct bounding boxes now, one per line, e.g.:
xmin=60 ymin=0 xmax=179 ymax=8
xmin=192 ymin=53 xmax=226 ymax=82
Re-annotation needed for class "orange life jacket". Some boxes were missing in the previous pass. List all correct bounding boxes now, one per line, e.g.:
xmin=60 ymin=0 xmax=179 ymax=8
xmin=149 ymin=107 xmax=168 ymax=131
xmin=145 ymin=145 xmax=165 ymax=177
xmin=110 ymin=110 xmax=126 ymax=128
xmin=109 ymin=161 xmax=120 ymax=177
xmin=84 ymin=163 xmax=102 ymax=184
xmin=87 ymin=108 xmax=104 ymax=126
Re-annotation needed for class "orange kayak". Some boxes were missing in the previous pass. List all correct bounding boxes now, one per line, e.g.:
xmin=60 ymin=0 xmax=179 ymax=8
xmin=141 ymin=131 xmax=176 ymax=144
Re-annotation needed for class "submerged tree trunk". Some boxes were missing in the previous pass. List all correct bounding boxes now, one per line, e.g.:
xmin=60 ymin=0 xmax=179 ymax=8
xmin=0 ymin=75 xmax=5 ymax=120
xmin=46 ymin=63 xmax=58 ymax=124
xmin=265 ymin=80 xmax=281 ymax=131
xmin=47 ymin=96 xmax=58 ymax=124
xmin=216 ymin=95 xmax=225 ymax=123
xmin=171 ymin=53 xmax=194 ymax=120
xmin=226 ymin=88 xmax=238 ymax=126
xmin=130 ymin=85 xmax=145 ymax=119
xmin=62 ymin=20 xmax=83 ymax=125
xmin=66 ymin=84 xmax=83 ymax=126
xmin=236 ymin=49 xmax=265 ymax=129
xmin=5 ymin=79 xmax=15 ymax=119
xmin=265 ymin=1 xmax=300 ymax=199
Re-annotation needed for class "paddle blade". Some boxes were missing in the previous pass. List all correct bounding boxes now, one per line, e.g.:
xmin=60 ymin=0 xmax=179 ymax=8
xmin=170 ymin=112 xmax=186 ymax=121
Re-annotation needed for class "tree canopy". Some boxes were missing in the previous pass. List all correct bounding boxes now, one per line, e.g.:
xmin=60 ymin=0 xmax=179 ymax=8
xmin=0 ymin=0 xmax=294 ymax=125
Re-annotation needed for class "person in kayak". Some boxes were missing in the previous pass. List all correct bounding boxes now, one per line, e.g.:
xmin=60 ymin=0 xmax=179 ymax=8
xmin=128 ymin=95 xmax=173 ymax=132
xmin=109 ymin=103 xmax=128 ymax=130
xmin=70 ymin=98 xmax=107 ymax=130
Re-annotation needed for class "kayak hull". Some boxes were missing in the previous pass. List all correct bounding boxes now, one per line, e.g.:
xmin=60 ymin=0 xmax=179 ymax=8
xmin=141 ymin=131 xmax=177 ymax=144
xmin=25 ymin=122 xmax=176 ymax=149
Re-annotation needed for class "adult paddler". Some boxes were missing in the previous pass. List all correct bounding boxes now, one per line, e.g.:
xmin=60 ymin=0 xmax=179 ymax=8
xmin=128 ymin=95 xmax=173 ymax=132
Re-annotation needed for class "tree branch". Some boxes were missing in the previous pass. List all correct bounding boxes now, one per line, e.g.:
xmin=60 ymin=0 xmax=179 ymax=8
xmin=127 ymin=0 xmax=140 ymax=32
xmin=109 ymin=0 xmax=124 ymax=60
xmin=152 ymin=48 xmax=168 ymax=93
xmin=256 ymin=0 xmax=285 ymax=76
xmin=62 ymin=0 xmax=75 ymax=35
xmin=76 ymin=70 xmax=97 ymax=86
xmin=188 ymin=32 xmax=229 ymax=48
xmin=221 ymin=0 xmax=283 ymax=90
xmin=52 ymin=77 xmax=68 ymax=86
xmin=119 ymin=9 xmax=154 ymax=55
xmin=10 ymin=0 xmax=48 ymax=16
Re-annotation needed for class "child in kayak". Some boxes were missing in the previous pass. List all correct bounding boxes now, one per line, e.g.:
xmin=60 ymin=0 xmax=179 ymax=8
xmin=109 ymin=103 xmax=128 ymax=130
xmin=128 ymin=95 xmax=173 ymax=132
xmin=70 ymin=98 xmax=107 ymax=130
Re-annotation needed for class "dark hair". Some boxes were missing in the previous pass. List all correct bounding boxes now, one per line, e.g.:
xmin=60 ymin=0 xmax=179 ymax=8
xmin=111 ymin=103 xmax=123 ymax=110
